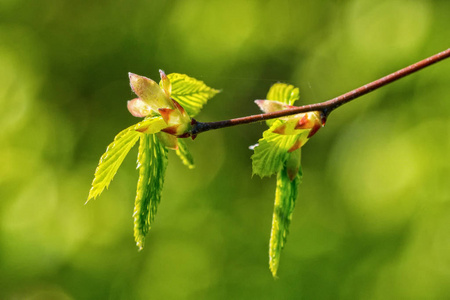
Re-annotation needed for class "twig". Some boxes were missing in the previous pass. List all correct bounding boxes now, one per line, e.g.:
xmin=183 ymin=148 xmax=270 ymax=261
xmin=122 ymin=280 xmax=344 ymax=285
xmin=191 ymin=48 xmax=450 ymax=136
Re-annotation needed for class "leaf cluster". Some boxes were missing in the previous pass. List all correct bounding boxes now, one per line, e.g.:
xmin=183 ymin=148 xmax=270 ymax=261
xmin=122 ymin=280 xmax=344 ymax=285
xmin=88 ymin=72 xmax=218 ymax=249
xmin=88 ymin=72 xmax=322 ymax=277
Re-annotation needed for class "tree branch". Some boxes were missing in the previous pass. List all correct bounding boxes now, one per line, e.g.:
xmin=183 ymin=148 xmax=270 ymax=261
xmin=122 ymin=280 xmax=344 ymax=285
xmin=191 ymin=48 xmax=450 ymax=137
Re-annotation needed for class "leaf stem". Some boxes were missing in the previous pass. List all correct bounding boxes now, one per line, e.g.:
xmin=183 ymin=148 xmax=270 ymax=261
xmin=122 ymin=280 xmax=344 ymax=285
xmin=191 ymin=48 xmax=450 ymax=136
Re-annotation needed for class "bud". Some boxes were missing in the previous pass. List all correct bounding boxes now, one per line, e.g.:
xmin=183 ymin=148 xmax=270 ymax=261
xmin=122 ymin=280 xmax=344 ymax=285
xmin=272 ymin=111 xmax=324 ymax=137
xmin=127 ymin=98 xmax=152 ymax=117
xmin=128 ymin=72 xmax=193 ymax=137
xmin=159 ymin=69 xmax=172 ymax=98
xmin=254 ymin=100 xmax=325 ymax=137
xmin=255 ymin=99 xmax=294 ymax=113
xmin=129 ymin=73 xmax=174 ymax=113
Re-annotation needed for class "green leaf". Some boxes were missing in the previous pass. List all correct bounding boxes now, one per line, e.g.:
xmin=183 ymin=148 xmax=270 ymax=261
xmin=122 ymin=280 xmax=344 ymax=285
xmin=156 ymin=132 xmax=179 ymax=150
xmin=133 ymin=116 xmax=168 ymax=134
xmin=269 ymin=164 xmax=302 ymax=277
xmin=286 ymin=148 xmax=302 ymax=181
xmin=87 ymin=127 xmax=141 ymax=202
xmin=129 ymin=72 xmax=173 ymax=113
xmin=264 ymin=83 xmax=300 ymax=126
xmin=175 ymin=139 xmax=195 ymax=169
xmin=267 ymin=83 xmax=299 ymax=105
xmin=251 ymin=120 xmax=299 ymax=178
xmin=87 ymin=117 xmax=168 ymax=202
xmin=252 ymin=82 xmax=308 ymax=277
xmin=163 ymin=73 xmax=219 ymax=117
xmin=133 ymin=134 xmax=168 ymax=250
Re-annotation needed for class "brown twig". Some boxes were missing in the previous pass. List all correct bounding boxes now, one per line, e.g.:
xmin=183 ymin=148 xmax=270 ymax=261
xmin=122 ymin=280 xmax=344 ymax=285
xmin=191 ymin=48 xmax=450 ymax=137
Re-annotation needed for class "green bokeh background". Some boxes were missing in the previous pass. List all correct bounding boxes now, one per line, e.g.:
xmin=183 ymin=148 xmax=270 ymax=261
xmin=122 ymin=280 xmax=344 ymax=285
xmin=1 ymin=0 xmax=449 ymax=299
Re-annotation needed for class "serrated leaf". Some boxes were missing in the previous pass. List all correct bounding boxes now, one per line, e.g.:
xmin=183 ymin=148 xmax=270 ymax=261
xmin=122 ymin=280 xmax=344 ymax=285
xmin=175 ymin=139 xmax=195 ymax=169
xmin=264 ymin=83 xmax=300 ymax=126
xmin=87 ymin=128 xmax=140 ymax=202
xmin=133 ymin=116 xmax=168 ymax=134
xmin=267 ymin=83 xmax=299 ymax=105
xmin=163 ymin=73 xmax=219 ymax=117
xmin=87 ymin=117 xmax=167 ymax=202
xmin=133 ymin=134 xmax=168 ymax=250
xmin=269 ymin=164 xmax=302 ymax=277
xmin=251 ymin=120 xmax=299 ymax=178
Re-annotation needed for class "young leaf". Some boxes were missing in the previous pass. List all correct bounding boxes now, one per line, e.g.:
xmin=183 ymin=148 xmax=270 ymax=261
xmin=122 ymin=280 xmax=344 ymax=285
xmin=269 ymin=163 xmax=302 ymax=277
xmin=133 ymin=116 xmax=168 ymax=134
xmin=251 ymin=120 xmax=299 ymax=178
xmin=156 ymin=132 xmax=195 ymax=169
xmin=156 ymin=132 xmax=179 ymax=150
xmin=255 ymin=99 xmax=293 ymax=114
xmin=133 ymin=134 xmax=168 ymax=250
xmin=163 ymin=73 xmax=220 ymax=117
xmin=263 ymin=83 xmax=299 ymax=126
xmin=251 ymin=82 xmax=310 ymax=277
xmin=129 ymin=72 xmax=174 ymax=113
xmin=127 ymin=97 xmax=154 ymax=118
xmin=175 ymin=139 xmax=195 ymax=169
xmin=87 ymin=116 xmax=169 ymax=203
xmin=266 ymin=83 xmax=299 ymax=105
xmin=87 ymin=128 xmax=141 ymax=202
xmin=286 ymin=148 xmax=302 ymax=181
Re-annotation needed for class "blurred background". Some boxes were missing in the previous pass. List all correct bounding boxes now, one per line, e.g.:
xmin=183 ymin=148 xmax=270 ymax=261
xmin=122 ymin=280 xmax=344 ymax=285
xmin=1 ymin=0 xmax=449 ymax=299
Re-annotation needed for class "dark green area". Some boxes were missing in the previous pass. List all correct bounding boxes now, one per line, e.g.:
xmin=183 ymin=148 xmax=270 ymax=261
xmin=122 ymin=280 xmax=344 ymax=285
xmin=1 ymin=0 xmax=449 ymax=299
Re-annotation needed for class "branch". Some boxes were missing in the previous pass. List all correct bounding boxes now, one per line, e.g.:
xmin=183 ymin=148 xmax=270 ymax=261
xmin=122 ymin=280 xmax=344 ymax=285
xmin=191 ymin=48 xmax=450 ymax=136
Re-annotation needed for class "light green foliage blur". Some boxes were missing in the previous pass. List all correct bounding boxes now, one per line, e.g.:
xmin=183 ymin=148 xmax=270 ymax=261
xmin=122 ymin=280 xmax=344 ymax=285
xmin=1 ymin=0 xmax=449 ymax=299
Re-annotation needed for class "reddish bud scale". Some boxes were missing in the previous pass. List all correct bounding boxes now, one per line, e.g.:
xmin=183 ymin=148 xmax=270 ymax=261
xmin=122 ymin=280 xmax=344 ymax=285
xmin=288 ymin=139 xmax=305 ymax=153
xmin=307 ymin=124 xmax=321 ymax=138
xmin=161 ymin=125 xmax=180 ymax=135
xmin=307 ymin=112 xmax=327 ymax=138
xmin=172 ymin=99 xmax=187 ymax=115
xmin=158 ymin=108 xmax=175 ymax=124
xmin=272 ymin=124 xmax=287 ymax=135
xmin=296 ymin=115 xmax=308 ymax=128
xmin=135 ymin=127 xmax=148 ymax=133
